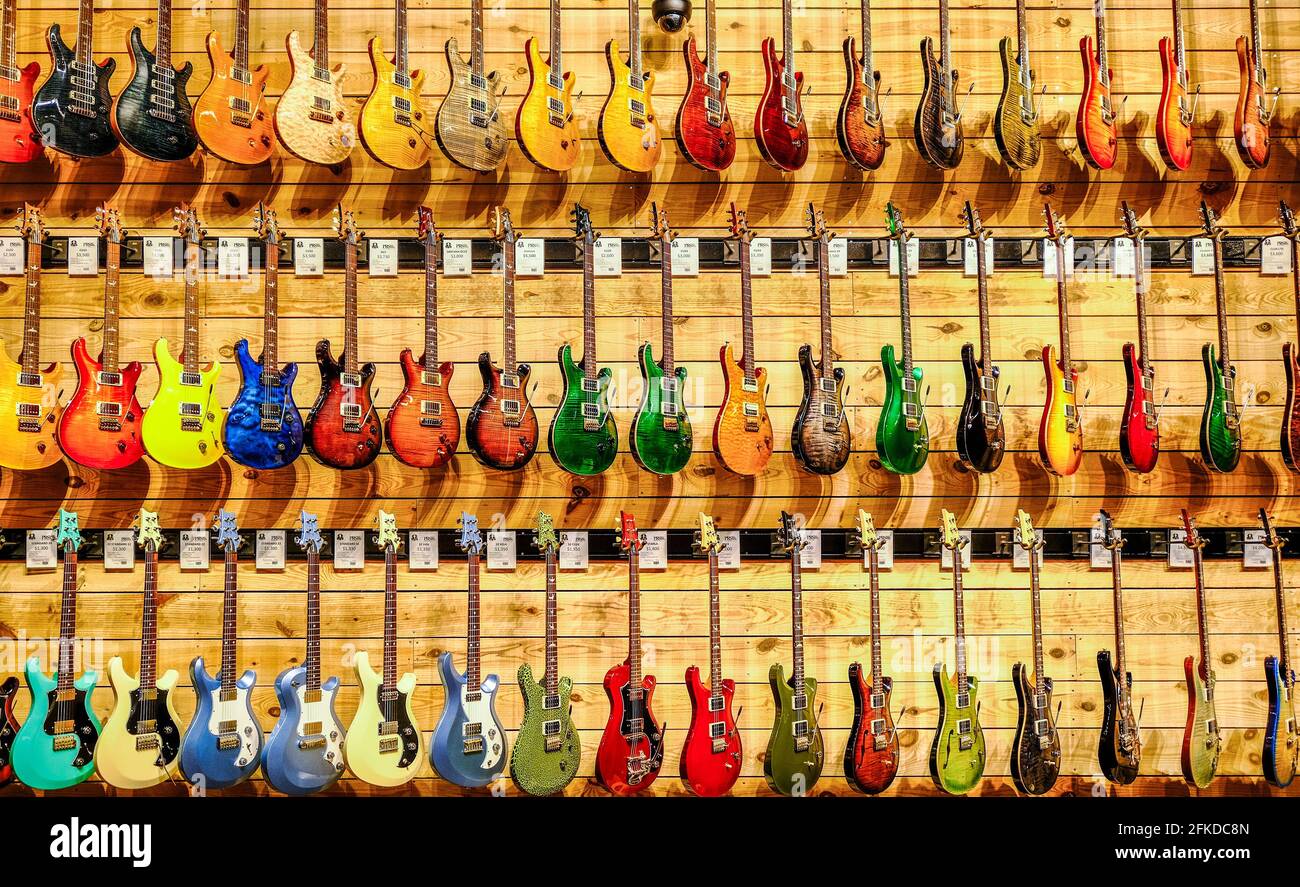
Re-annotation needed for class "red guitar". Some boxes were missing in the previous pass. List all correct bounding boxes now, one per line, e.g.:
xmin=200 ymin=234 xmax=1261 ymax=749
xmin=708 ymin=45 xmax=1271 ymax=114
xmin=674 ymin=0 xmax=734 ymax=172
xmin=595 ymin=511 xmax=665 ymax=795
xmin=1076 ymin=0 xmax=1118 ymax=170
xmin=386 ymin=207 xmax=460 ymax=469
xmin=1155 ymin=0 xmax=1195 ymax=171
xmin=466 ymin=206 xmax=539 ymax=471
xmin=1118 ymin=203 xmax=1160 ymax=474
xmin=680 ymin=513 xmax=742 ymax=797
xmin=0 ymin=0 xmax=40 ymax=163
xmin=754 ymin=0 xmax=808 ymax=172
xmin=58 ymin=205 xmax=146 ymax=470
xmin=1234 ymin=0 xmax=1275 ymax=169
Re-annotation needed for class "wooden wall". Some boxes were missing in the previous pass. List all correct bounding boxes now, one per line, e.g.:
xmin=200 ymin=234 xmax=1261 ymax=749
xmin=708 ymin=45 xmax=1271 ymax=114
xmin=0 ymin=0 xmax=1297 ymax=796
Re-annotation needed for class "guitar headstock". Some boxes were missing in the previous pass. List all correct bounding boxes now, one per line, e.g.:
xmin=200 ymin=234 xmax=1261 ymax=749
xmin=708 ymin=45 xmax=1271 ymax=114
xmin=1199 ymin=201 xmax=1224 ymax=240
xmin=18 ymin=203 xmax=44 ymax=245
xmin=56 ymin=509 xmax=81 ymax=553
xmin=333 ymin=204 xmax=362 ymax=245
xmin=457 ymin=512 xmax=484 ymax=555
xmin=570 ymin=202 xmax=596 ymax=245
xmin=135 ymin=508 xmax=162 ymax=553
xmin=1014 ymin=509 xmax=1042 ymax=551
xmin=962 ymin=201 xmax=989 ymax=241
xmin=940 ymin=509 xmax=965 ymax=552
xmin=1043 ymin=203 xmax=1069 ymax=244
xmin=774 ymin=511 xmax=806 ymax=555
xmin=173 ymin=204 xmax=204 ymax=245
xmin=650 ymin=202 xmax=674 ymax=245
xmin=253 ymin=202 xmax=280 ymax=245
xmin=804 ymin=203 xmax=831 ymax=244
xmin=534 ymin=511 xmax=559 ymax=554
xmin=215 ymin=510 xmax=241 ymax=553
xmin=856 ymin=509 xmax=884 ymax=552
xmin=618 ymin=511 xmax=642 ymax=552
xmin=1099 ymin=509 xmax=1124 ymax=551
xmin=1280 ymin=201 xmax=1297 ymax=239
xmin=1120 ymin=201 xmax=1145 ymax=243
xmin=728 ymin=203 xmax=754 ymax=243
xmin=376 ymin=510 xmax=400 ymax=553
xmin=886 ymin=202 xmax=907 ymax=242
xmin=1180 ymin=508 xmax=1205 ymax=551
xmin=295 ymin=510 xmax=324 ymax=554
xmin=694 ymin=513 xmax=721 ymax=554
xmin=1259 ymin=508 xmax=1283 ymax=551
xmin=491 ymin=205 xmax=515 ymax=245
xmin=416 ymin=206 xmax=441 ymax=248
xmin=95 ymin=204 xmax=125 ymax=244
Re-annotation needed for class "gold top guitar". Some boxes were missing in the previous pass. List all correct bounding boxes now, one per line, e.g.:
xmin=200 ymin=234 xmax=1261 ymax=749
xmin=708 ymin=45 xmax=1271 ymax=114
xmin=359 ymin=0 xmax=432 ymax=169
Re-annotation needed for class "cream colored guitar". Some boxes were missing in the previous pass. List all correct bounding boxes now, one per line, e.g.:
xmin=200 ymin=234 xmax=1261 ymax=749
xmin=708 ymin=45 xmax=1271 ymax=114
xmin=274 ymin=0 xmax=356 ymax=164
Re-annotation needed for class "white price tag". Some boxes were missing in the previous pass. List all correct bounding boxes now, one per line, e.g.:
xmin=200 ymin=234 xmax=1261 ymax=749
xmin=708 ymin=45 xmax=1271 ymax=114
xmin=827 ymin=238 xmax=849 ymax=277
xmin=594 ymin=237 xmax=622 ymax=277
xmin=1112 ymin=237 xmax=1136 ymax=278
xmin=217 ymin=237 xmax=249 ymax=279
xmin=67 ymin=236 xmax=99 ymax=277
xmin=717 ymin=530 xmax=741 ymax=570
xmin=1191 ymin=238 xmax=1214 ymax=276
xmin=1012 ymin=529 xmax=1045 ymax=569
xmin=1261 ymin=236 xmax=1292 ymax=276
xmin=0 ymin=237 xmax=23 ymax=275
xmin=639 ymin=531 xmax=668 ymax=570
xmin=179 ymin=530 xmax=210 ymax=571
xmin=1043 ymin=237 xmax=1075 ymax=278
xmin=941 ymin=531 xmax=973 ymax=570
xmin=962 ymin=238 xmax=994 ymax=277
xmin=143 ymin=236 xmax=174 ymax=278
xmin=515 ymin=238 xmax=545 ymax=277
xmin=333 ymin=530 xmax=365 ymax=570
xmin=558 ymin=530 xmax=588 ymax=570
xmin=1167 ymin=529 xmax=1194 ymax=569
xmin=1089 ymin=524 xmax=1117 ymax=569
xmin=749 ymin=238 xmax=772 ymax=277
xmin=294 ymin=238 xmax=324 ymax=277
xmin=408 ymin=530 xmax=439 ymax=570
xmin=25 ymin=529 xmax=56 ymax=570
xmin=869 ymin=529 xmax=895 ymax=570
xmin=1243 ymin=529 xmax=1272 ymax=568
xmin=486 ymin=530 xmax=517 ymax=570
xmin=368 ymin=238 xmax=399 ymax=277
xmin=799 ymin=529 xmax=822 ymax=569
xmin=103 ymin=530 xmax=136 ymax=571
xmin=671 ymin=237 xmax=699 ymax=277
xmin=441 ymin=238 xmax=472 ymax=277
xmin=256 ymin=530 xmax=286 ymax=571
xmin=888 ymin=239 xmax=919 ymax=277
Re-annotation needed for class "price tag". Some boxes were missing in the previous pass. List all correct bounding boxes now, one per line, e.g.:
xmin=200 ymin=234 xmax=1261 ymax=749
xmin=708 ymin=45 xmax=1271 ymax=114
xmin=102 ymin=529 xmax=136 ymax=571
xmin=594 ymin=237 xmax=622 ymax=277
xmin=1167 ymin=529 xmax=1194 ymax=569
xmin=333 ymin=530 xmax=365 ymax=570
xmin=749 ymin=238 xmax=772 ymax=277
xmin=941 ymin=531 xmax=973 ymax=570
xmin=143 ymin=236 xmax=174 ymax=278
xmin=179 ymin=530 xmax=210 ymax=571
xmin=1042 ymin=237 xmax=1075 ymax=278
xmin=1112 ymin=237 xmax=1136 ymax=278
xmin=1191 ymin=238 xmax=1214 ymax=276
xmin=671 ymin=237 xmax=699 ymax=277
xmin=67 ymin=236 xmax=99 ymax=277
xmin=639 ymin=531 xmax=668 ymax=570
xmin=717 ymin=530 xmax=741 ymax=570
xmin=256 ymin=530 xmax=286 ymax=571
xmin=888 ymin=239 xmax=919 ymax=277
xmin=869 ymin=529 xmax=895 ymax=570
xmin=437 ymin=238 xmax=469 ymax=277
xmin=1243 ymin=529 xmax=1272 ymax=568
xmin=217 ymin=237 xmax=249 ymax=279
xmin=799 ymin=529 xmax=822 ymax=569
xmin=25 ymin=529 xmax=56 ymax=570
xmin=1089 ymin=524 xmax=1117 ymax=569
xmin=962 ymin=238 xmax=994 ymax=277
xmin=294 ymin=238 xmax=324 ymax=277
xmin=515 ymin=238 xmax=545 ymax=277
xmin=1261 ymin=236 xmax=1292 ymax=276
xmin=558 ymin=530 xmax=588 ymax=570
xmin=827 ymin=238 xmax=849 ymax=277
xmin=486 ymin=531 xmax=517 ymax=570
xmin=0 ymin=237 xmax=23 ymax=274
xmin=368 ymin=238 xmax=399 ymax=277
xmin=1011 ymin=529 xmax=1045 ymax=569
xmin=408 ymin=530 xmax=439 ymax=570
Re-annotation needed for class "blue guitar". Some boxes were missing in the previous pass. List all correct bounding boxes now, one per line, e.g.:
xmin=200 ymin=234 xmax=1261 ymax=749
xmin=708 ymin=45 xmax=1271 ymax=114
xmin=223 ymin=203 xmax=304 ymax=470
xmin=262 ymin=511 xmax=346 ymax=794
xmin=179 ymin=510 xmax=262 ymax=789
xmin=430 ymin=513 xmax=509 ymax=787
xmin=11 ymin=510 xmax=101 ymax=790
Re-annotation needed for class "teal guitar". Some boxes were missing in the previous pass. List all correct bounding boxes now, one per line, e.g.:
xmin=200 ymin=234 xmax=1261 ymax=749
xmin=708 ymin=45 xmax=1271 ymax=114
xmin=876 ymin=203 xmax=930 ymax=475
xmin=11 ymin=510 xmax=102 ymax=790
xmin=550 ymin=203 xmax=618 ymax=476
xmin=630 ymin=203 xmax=693 ymax=476
xmin=1197 ymin=203 xmax=1242 ymax=473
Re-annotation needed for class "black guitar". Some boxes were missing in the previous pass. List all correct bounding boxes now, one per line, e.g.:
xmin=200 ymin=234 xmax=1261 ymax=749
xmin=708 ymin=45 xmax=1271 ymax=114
xmin=111 ymin=0 xmax=197 ymax=161
xmin=1009 ymin=511 xmax=1061 ymax=795
xmin=956 ymin=202 xmax=1005 ymax=473
xmin=31 ymin=0 xmax=119 ymax=158
xmin=913 ymin=0 xmax=964 ymax=169
xmin=1096 ymin=508 xmax=1142 ymax=784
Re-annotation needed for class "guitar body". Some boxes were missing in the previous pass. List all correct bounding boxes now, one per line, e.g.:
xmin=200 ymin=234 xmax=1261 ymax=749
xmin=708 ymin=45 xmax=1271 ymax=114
xmin=595 ymin=660 xmax=664 ymax=795
xmin=193 ymin=33 xmax=273 ymax=164
xmin=914 ymin=37 xmax=962 ymax=169
xmin=1120 ymin=342 xmax=1159 ymax=474
xmin=10 ymin=657 xmax=99 ymax=790
xmin=675 ymin=36 xmax=735 ymax=172
xmin=1155 ymin=37 xmax=1193 ymax=171
xmin=435 ymin=38 xmax=508 ymax=172
xmin=549 ymin=344 xmax=617 ymax=476
xmin=111 ymin=28 xmax=196 ymax=161
xmin=1234 ymin=37 xmax=1270 ymax=169
xmin=835 ymin=38 xmax=886 ymax=172
xmin=1282 ymin=343 xmax=1300 ymax=470
xmin=0 ymin=341 xmax=63 ymax=470
xmin=929 ymin=665 xmax=985 ymax=795
xmin=713 ymin=344 xmax=773 ymax=476
xmin=597 ymin=39 xmax=661 ymax=173
xmin=359 ymin=38 xmax=431 ymax=169
xmin=223 ymin=340 xmax=303 ymax=470
xmin=58 ymin=338 xmax=144 ymax=470
xmin=956 ymin=343 xmax=1005 ymax=473
xmin=753 ymin=38 xmax=808 ymax=172
xmin=791 ymin=346 xmax=850 ymax=474
xmin=876 ymin=344 xmax=929 ymax=475
xmin=516 ymin=38 xmax=580 ymax=172
xmin=510 ymin=663 xmax=580 ymax=796
xmin=763 ymin=663 xmax=823 ymax=796
xmin=0 ymin=60 xmax=41 ymax=163
xmin=386 ymin=351 xmax=460 ymax=469
xmin=303 ymin=341 xmax=382 ymax=470
xmin=343 ymin=651 xmax=421 ymax=787
xmin=274 ymin=31 xmax=355 ymax=165
xmin=1010 ymin=663 xmax=1060 ymax=795
xmin=680 ymin=665 xmax=741 ymax=797
xmin=993 ymin=37 xmax=1040 ymax=170
xmin=466 ymin=355 xmax=539 ymax=471
xmin=844 ymin=663 xmax=898 ymax=794
xmin=1180 ymin=656 xmax=1220 ymax=788
xmin=0 ymin=676 xmax=18 ymax=786
xmin=430 ymin=652 xmax=508 ymax=788
xmin=261 ymin=666 xmax=346 ymax=795
xmin=1096 ymin=650 xmax=1141 ymax=785
xmin=1038 ymin=345 xmax=1083 ymax=477
xmin=140 ymin=338 xmax=223 ymax=469
xmin=92 ymin=656 xmax=181 ymax=789
xmin=178 ymin=656 xmax=261 ymax=789
xmin=32 ymin=26 xmax=118 ymax=159
xmin=1199 ymin=343 xmax=1241 ymax=473
xmin=630 ymin=343 xmax=693 ymax=476
xmin=1076 ymin=37 xmax=1117 ymax=170
xmin=1263 ymin=656 xmax=1298 ymax=788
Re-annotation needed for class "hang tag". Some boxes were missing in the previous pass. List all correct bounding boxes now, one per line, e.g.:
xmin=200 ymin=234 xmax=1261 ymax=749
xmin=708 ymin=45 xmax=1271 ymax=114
xmin=1190 ymin=238 xmax=1214 ymax=276
xmin=256 ymin=530 xmax=286 ymax=571
xmin=962 ymin=238 xmax=994 ymax=277
xmin=333 ymin=530 xmax=365 ymax=570
xmin=941 ymin=531 xmax=973 ymax=570
xmin=143 ymin=236 xmax=174 ymax=278
xmin=558 ymin=530 xmax=588 ymax=570
xmin=1261 ymin=236 xmax=1292 ymax=276
xmin=749 ymin=238 xmax=772 ymax=277
xmin=594 ymin=237 xmax=622 ymax=277
xmin=717 ymin=530 xmax=741 ymax=570
xmin=486 ymin=531 xmax=517 ymax=570
xmin=25 ymin=529 xmax=56 ymax=570
xmin=408 ymin=530 xmax=439 ymax=570
xmin=368 ymin=238 xmax=399 ymax=277
xmin=294 ymin=238 xmax=324 ymax=277
xmin=639 ymin=531 xmax=668 ymax=570
xmin=1042 ymin=237 xmax=1075 ymax=278
xmin=1089 ymin=524 xmax=1117 ymax=569
xmin=827 ymin=238 xmax=849 ymax=277
xmin=671 ymin=237 xmax=699 ymax=277
xmin=1112 ymin=237 xmax=1136 ymax=278
xmin=888 ymin=239 xmax=919 ymax=277
xmin=102 ymin=530 xmax=136 ymax=571
xmin=1011 ymin=529 xmax=1045 ymax=569
xmin=1167 ymin=529 xmax=1194 ymax=568
xmin=0 ymin=237 xmax=23 ymax=275
xmin=799 ymin=530 xmax=822 ymax=569
xmin=433 ymin=238 xmax=467 ymax=277
xmin=67 ymin=236 xmax=99 ymax=277
xmin=869 ymin=529 xmax=895 ymax=570
xmin=1243 ymin=529 xmax=1272 ymax=568
xmin=515 ymin=238 xmax=545 ymax=277
xmin=179 ymin=530 xmax=210 ymax=571
xmin=217 ymin=237 xmax=249 ymax=279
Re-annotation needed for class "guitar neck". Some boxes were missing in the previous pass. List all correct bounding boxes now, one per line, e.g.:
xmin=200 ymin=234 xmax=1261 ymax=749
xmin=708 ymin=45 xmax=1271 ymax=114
xmin=704 ymin=0 xmax=718 ymax=79
xmin=1134 ymin=237 xmax=1152 ymax=370
xmin=75 ymin=0 xmax=94 ymax=66
xmin=1211 ymin=238 xmax=1231 ymax=368
xmin=975 ymin=237 xmax=992 ymax=371
xmin=20 ymin=235 xmax=41 ymax=379
xmin=139 ymin=548 xmax=159 ymax=690
xmin=102 ymin=239 xmax=122 ymax=373
xmin=155 ymin=0 xmax=173 ymax=67
xmin=233 ymin=0 xmax=251 ymax=73
xmin=953 ymin=555 xmax=967 ymax=691
xmin=708 ymin=547 xmax=722 ymax=698
xmin=659 ymin=237 xmax=675 ymax=375
xmin=897 ymin=237 xmax=914 ymax=378
xmin=469 ymin=0 xmax=484 ymax=76
xmin=627 ymin=546 xmax=642 ymax=685
xmin=818 ymin=238 xmax=833 ymax=371
xmin=395 ymin=0 xmax=409 ymax=78
xmin=938 ymin=0 xmax=953 ymax=83
xmin=1015 ymin=0 xmax=1030 ymax=69
xmin=1110 ymin=538 xmax=1127 ymax=678
xmin=313 ymin=0 xmax=331 ymax=75
xmin=544 ymin=548 xmax=558 ymax=696
xmin=582 ymin=232 xmax=597 ymax=380
xmin=738 ymin=238 xmax=755 ymax=383
xmin=781 ymin=0 xmax=794 ymax=81
xmin=859 ymin=0 xmax=873 ymax=77
xmin=219 ymin=549 xmax=238 ymax=693
xmin=1292 ymin=233 xmax=1300 ymax=337
xmin=423 ymin=236 xmax=439 ymax=365
xmin=1095 ymin=0 xmax=1110 ymax=84
xmin=502 ymin=238 xmax=517 ymax=375
xmin=262 ymin=237 xmax=279 ymax=372
xmin=868 ymin=548 xmax=883 ymax=692
xmin=466 ymin=548 xmax=481 ymax=688
xmin=1056 ymin=243 xmax=1072 ymax=370
xmin=305 ymin=547 xmax=322 ymax=693
xmin=1272 ymin=544 xmax=1291 ymax=677
xmin=1171 ymin=0 xmax=1186 ymax=76
xmin=1028 ymin=551 xmax=1046 ymax=688
xmin=343 ymin=239 xmax=359 ymax=376
xmin=57 ymin=549 xmax=78 ymax=691
xmin=1 ymin=0 xmax=16 ymax=74
xmin=383 ymin=545 xmax=397 ymax=690
xmin=1192 ymin=545 xmax=1212 ymax=670
xmin=182 ymin=236 xmax=202 ymax=375
xmin=548 ymin=0 xmax=563 ymax=72
xmin=790 ymin=549 xmax=805 ymax=692
xmin=1250 ymin=0 xmax=1263 ymax=61
xmin=627 ymin=0 xmax=642 ymax=78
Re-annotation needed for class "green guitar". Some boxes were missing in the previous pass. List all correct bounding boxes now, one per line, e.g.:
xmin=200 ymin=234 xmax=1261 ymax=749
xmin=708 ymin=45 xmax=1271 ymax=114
xmin=510 ymin=512 xmax=581 ymax=795
xmin=764 ymin=512 xmax=825 ymax=796
xmin=550 ymin=204 xmax=618 ymax=476
xmin=877 ymin=203 xmax=930 ymax=475
xmin=1197 ymin=203 xmax=1242 ymax=473
xmin=930 ymin=510 xmax=986 ymax=795
xmin=630 ymin=203 xmax=693 ymax=476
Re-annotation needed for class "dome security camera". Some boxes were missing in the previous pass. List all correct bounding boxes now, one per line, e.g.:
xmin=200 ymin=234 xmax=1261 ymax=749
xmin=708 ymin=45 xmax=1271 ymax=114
xmin=652 ymin=0 xmax=692 ymax=33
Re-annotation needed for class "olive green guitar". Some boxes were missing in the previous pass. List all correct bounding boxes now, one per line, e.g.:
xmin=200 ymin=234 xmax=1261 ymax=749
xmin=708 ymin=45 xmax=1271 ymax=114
xmin=510 ymin=512 xmax=582 ymax=796
xmin=876 ymin=203 xmax=930 ymax=475
xmin=1197 ymin=203 xmax=1242 ymax=473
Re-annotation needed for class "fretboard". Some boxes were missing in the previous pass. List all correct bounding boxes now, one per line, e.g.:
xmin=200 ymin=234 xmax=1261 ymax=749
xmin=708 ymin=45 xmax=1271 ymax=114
xmin=581 ymin=231 xmax=596 ymax=380
xmin=1291 ymin=231 xmax=1300 ymax=335
xmin=466 ymin=548 xmax=481 ymax=687
xmin=423 ymin=236 xmax=439 ymax=365
xmin=704 ymin=0 xmax=718 ymax=79
xmin=975 ymin=235 xmax=992 ymax=371
xmin=1171 ymin=0 xmax=1186 ymax=78
xmin=1015 ymin=0 xmax=1031 ymax=71
xmin=56 ymin=549 xmax=78 ymax=692
xmin=1134 ymin=237 xmax=1152 ymax=371
xmin=1271 ymin=543 xmax=1291 ymax=677
xmin=707 ymin=546 xmax=722 ymax=698
xmin=1250 ymin=0 xmax=1263 ymax=64
xmin=233 ymin=0 xmax=251 ymax=73
xmin=102 ymin=239 xmax=122 ymax=373
xmin=219 ymin=549 xmax=238 ymax=693
xmin=1110 ymin=535 xmax=1127 ymax=678
xmin=1211 ymin=237 xmax=1231 ymax=368
xmin=790 ymin=547 xmax=805 ymax=692
xmin=548 ymin=0 xmax=563 ymax=72
xmin=75 ymin=0 xmax=95 ymax=68
xmin=20 ymin=236 xmax=41 ymax=378
xmin=305 ymin=547 xmax=321 ymax=693
xmin=395 ymin=0 xmax=409 ymax=78
xmin=781 ymin=0 xmax=795 ymax=102
xmin=938 ymin=0 xmax=953 ymax=88
xmin=155 ymin=0 xmax=173 ymax=68
xmin=343 ymin=240 xmax=358 ymax=375
xmin=628 ymin=0 xmax=643 ymax=78
xmin=953 ymin=555 xmax=967 ymax=692
xmin=897 ymin=238 xmax=914 ymax=378
xmin=502 ymin=237 xmax=518 ymax=375
xmin=738 ymin=237 xmax=755 ymax=384
xmin=544 ymin=548 xmax=558 ymax=696
xmin=312 ymin=0 xmax=330 ymax=77
xmin=383 ymin=545 xmax=397 ymax=690
xmin=469 ymin=0 xmax=484 ymax=75
xmin=140 ymin=548 xmax=159 ymax=690
xmin=1 ymin=0 xmax=16 ymax=75
xmin=262 ymin=236 xmax=279 ymax=373
xmin=867 ymin=548 xmax=883 ymax=694
xmin=182 ymin=236 xmax=201 ymax=375
xmin=859 ymin=0 xmax=873 ymax=80
xmin=1028 ymin=551 xmax=1046 ymax=691
xmin=1095 ymin=0 xmax=1110 ymax=85
xmin=628 ymin=546 xmax=642 ymax=685
xmin=818 ymin=238 xmax=833 ymax=371
xmin=659 ymin=236 xmax=675 ymax=375
xmin=1055 ymin=241 xmax=1072 ymax=371
xmin=1192 ymin=545 xmax=1212 ymax=670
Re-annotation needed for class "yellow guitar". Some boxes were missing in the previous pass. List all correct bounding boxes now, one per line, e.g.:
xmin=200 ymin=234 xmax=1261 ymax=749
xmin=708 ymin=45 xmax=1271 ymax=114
xmin=273 ymin=0 xmax=356 ymax=165
xmin=358 ymin=1 xmax=432 ymax=170
xmin=597 ymin=0 xmax=661 ymax=173
xmin=1039 ymin=204 xmax=1083 ymax=476
xmin=515 ymin=0 xmax=581 ymax=172
xmin=140 ymin=206 xmax=224 ymax=469
xmin=0 ymin=204 xmax=62 ymax=470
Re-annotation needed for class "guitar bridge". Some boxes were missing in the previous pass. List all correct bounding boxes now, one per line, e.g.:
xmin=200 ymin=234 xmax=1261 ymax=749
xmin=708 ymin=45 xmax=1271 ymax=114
xmin=52 ymin=735 xmax=76 ymax=752
xmin=134 ymin=734 xmax=159 ymax=751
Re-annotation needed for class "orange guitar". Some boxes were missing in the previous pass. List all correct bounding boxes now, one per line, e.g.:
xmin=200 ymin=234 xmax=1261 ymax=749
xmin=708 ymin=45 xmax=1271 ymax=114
xmin=192 ymin=0 xmax=273 ymax=164
xmin=0 ymin=0 xmax=40 ymax=163
xmin=1076 ymin=0 xmax=1118 ymax=170
xmin=1234 ymin=0 xmax=1276 ymax=169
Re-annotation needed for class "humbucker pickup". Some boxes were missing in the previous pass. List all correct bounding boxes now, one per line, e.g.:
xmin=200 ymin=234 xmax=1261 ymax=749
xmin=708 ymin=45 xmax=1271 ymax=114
xmin=708 ymin=695 xmax=725 ymax=712
xmin=96 ymin=402 xmax=121 ymax=417
xmin=1033 ymin=692 xmax=1048 ymax=710
xmin=180 ymin=371 xmax=202 ymax=387
xmin=957 ymin=718 xmax=972 ymax=735
xmin=660 ymin=376 xmax=678 ymax=393
xmin=16 ymin=371 xmax=39 ymax=388
xmin=543 ymin=694 xmax=561 ymax=710
xmin=1063 ymin=378 xmax=1075 ymax=394
xmin=870 ymin=717 xmax=886 ymax=736
xmin=502 ymin=399 xmax=520 ymax=416
xmin=870 ymin=692 xmax=886 ymax=710
xmin=662 ymin=400 xmax=678 ymax=417
xmin=15 ymin=402 xmax=39 ymax=418
xmin=792 ymin=693 xmax=807 ymax=711
xmin=470 ymin=96 xmax=487 ymax=115
xmin=903 ymin=377 xmax=917 ymax=393
xmin=709 ymin=721 xmax=726 ymax=739
xmin=229 ymin=96 xmax=251 ymax=114
xmin=792 ymin=720 xmax=810 ymax=752
xmin=705 ymin=96 xmax=722 ymax=115
xmin=1205 ymin=719 xmax=1218 ymax=738
xmin=1035 ymin=718 xmax=1052 ymax=743
xmin=543 ymin=719 xmax=561 ymax=737
xmin=903 ymin=402 xmax=919 ymax=418
xmin=340 ymin=402 xmax=361 ymax=419
xmin=743 ymin=402 xmax=759 ymax=417
xmin=421 ymin=370 xmax=442 ymax=387
xmin=548 ymin=72 xmax=564 ymax=90
xmin=464 ymin=722 xmax=483 ymax=738
xmin=393 ymin=96 xmax=411 ymax=113
xmin=1142 ymin=374 xmax=1155 ymax=392
xmin=502 ymin=373 xmax=520 ymax=390
xmin=819 ymin=377 xmax=837 ymax=394
xmin=179 ymin=402 xmax=201 ymax=417
xmin=581 ymin=378 xmax=600 ymax=393
xmin=582 ymin=403 xmax=600 ymax=419
xmin=956 ymin=692 xmax=970 ymax=709
xmin=820 ymin=403 xmax=837 ymax=418
xmin=420 ymin=400 xmax=442 ymax=416
xmin=97 ymin=371 xmax=122 ymax=387
xmin=341 ymin=372 xmax=361 ymax=388
xmin=547 ymin=97 xmax=564 ymax=114
xmin=742 ymin=377 xmax=759 ymax=392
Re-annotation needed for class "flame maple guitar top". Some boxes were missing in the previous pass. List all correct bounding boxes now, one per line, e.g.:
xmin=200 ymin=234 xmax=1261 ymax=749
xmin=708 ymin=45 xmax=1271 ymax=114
xmin=0 ymin=344 xmax=62 ymax=470
xmin=434 ymin=38 xmax=508 ymax=173
xmin=358 ymin=38 xmax=432 ymax=170
xmin=597 ymin=39 xmax=661 ymax=173
xmin=515 ymin=38 xmax=580 ymax=172
xmin=273 ymin=32 xmax=356 ymax=165
xmin=193 ymin=33 xmax=274 ymax=165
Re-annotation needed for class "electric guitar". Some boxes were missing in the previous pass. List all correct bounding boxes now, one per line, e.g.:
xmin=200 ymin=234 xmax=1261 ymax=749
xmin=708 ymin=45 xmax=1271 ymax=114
xmin=0 ymin=548 xmax=17 ymax=786
xmin=914 ymin=0 xmax=964 ymax=170
xmin=304 ymin=206 xmax=382 ymax=470
xmin=60 ymin=205 xmax=145 ymax=470
xmin=387 ymin=207 xmax=460 ymax=469
xmin=516 ymin=0 xmax=581 ymax=172
xmin=754 ymin=0 xmax=808 ymax=172
xmin=274 ymin=0 xmax=356 ymax=165
xmin=31 ymin=0 xmax=118 ymax=159
xmin=510 ymin=512 xmax=581 ymax=796
xmin=930 ymin=509 xmax=985 ymax=795
xmin=1156 ymin=0 xmax=1196 ymax=172
xmin=0 ymin=0 xmax=40 ymax=163
xmin=1179 ymin=509 xmax=1220 ymax=789
xmin=878 ymin=203 xmax=929 ymax=475
xmin=1119 ymin=202 xmax=1161 ymax=474
xmin=792 ymin=204 xmax=850 ymax=475
xmin=835 ymin=0 xmax=886 ymax=171
xmin=1096 ymin=509 xmax=1142 ymax=785
xmin=1198 ymin=202 xmax=1242 ymax=473
xmin=598 ymin=0 xmax=661 ymax=173
xmin=550 ymin=203 xmax=617 ymax=476
xmin=359 ymin=0 xmax=432 ymax=169
xmin=1279 ymin=202 xmax=1300 ymax=470
xmin=993 ymin=0 xmax=1040 ymax=170
xmin=430 ymin=513 xmax=509 ymax=787
xmin=595 ymin=511 xmax=666 ymax=795
xmin=631 ymin=203 xmax=693 ymax=476
xmin=224 ymin=203 xmax=304 ymax=470
xmin=0 ymin=204 xmax=62 ymax=470
xmin=11 ymin=510 xmax=100 ymax=790
xmin=1039 ymin=204 xmax=1083 ymax=476
xmin=675 ymin=0 xmax=734 ymax=172
xmin=193 ymin=0 xmax=273 ymax=164
xmin=1076 ymin=0 xmax=1118 ymax=170
xmin=141 ymin=205 xmax=223 ymax=469
xmin=344 ymin=511 xmax=422 ymax=787
xmin=179 ymin=510 xmax=261 ymax=789
xmin=844 ymin=510 xmax=899 ymax=794
xmin=1009 ymin=511 xmax=1061 ymax=795
xmin=1259 ymin=510 xmax=1298 ymax=788
xmin=111 ymin=0 xmax=197 ymax=162
xmin=956 ymin=202 xmax=1005 ymax=473
xmin=467 ymin=206 xmax=539 ymax=471
xmin=1234 ymin=0 xmax=1275 ymax=169
xmin=93 ymin=508 xmax=182 ymax=789
xmin=435 ymin=0 xmax=507 ymax=172
xmin=680 ymin=513 xmax=742 ymax=797
xmin=713 ymin=205 xmax=773 ymax=477
xmin=261 ymin=511 xmax=346 ymax=795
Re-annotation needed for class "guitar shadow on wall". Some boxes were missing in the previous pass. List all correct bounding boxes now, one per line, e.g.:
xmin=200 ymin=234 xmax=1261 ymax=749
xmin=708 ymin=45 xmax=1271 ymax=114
xmin=37 ymin=152 xmax=125 ymax=220
xmin=372 ymin=159 xmax=438 ymax=226
xmin=441 ymin=161 xmax=511 ymax=230
xmin=0 ymin=152 xmax=58 ymax=209
xmin=1238 ymin=107 xmax=1300 ymax=222
xmin=111 ymin=153 xmax=205 ymax=223
xmin=263 ymin=155 xmax=353 ymax=226
xmin=1039 ymin=109 xmax=1090 ymax=219
xmin=62 ymin=459 xmax=156 ymax=518
xmin=194 ymin=155 xmax=276 ymax=222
